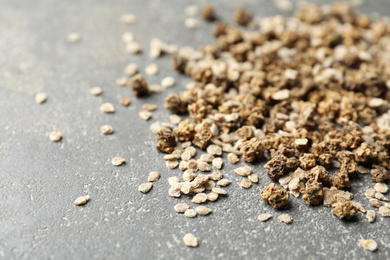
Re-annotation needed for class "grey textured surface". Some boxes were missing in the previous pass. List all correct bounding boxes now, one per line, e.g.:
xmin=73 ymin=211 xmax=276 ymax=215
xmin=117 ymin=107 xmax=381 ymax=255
xmin=0 ymin=0 xmax=389 ymax=259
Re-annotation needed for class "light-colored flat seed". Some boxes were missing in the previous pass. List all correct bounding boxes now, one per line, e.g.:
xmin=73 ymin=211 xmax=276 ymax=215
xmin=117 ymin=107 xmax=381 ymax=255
xmin=369 ymin=98 xmax=384 ymax=108
xmin=126 ymin=42 xmax=142 ymax=54
xmin=148 ymin=171 xmax=160 ymax=182
xmin=164 ymin=154 xmax=178 ymax=160
xmin=185 ymin=5 xmax=198 ymax=16
xmin=374 ymin=183 xmax=389 ymax=194
xmin=90 ymin=86 xmax=102 ymax=96
xmin=124 ymin=63 xmax=138 ymax=75
xmin=358 ymin=165 xmax=370 ymax=174
xmin=379 ymin=206 xmax=390 ymax=217
xmin=122 ymin=32 xmax=134 ymax=43
xmin=49 ymin=132 xmax=62 ymax=142
xmin=192 ymin=186 xmax=205 ymax=193
xmin=366 ymin=210 xmax=376 ymax=223
xmin=74 ymin=195 xmax=90 ymax=206
xmin=149 ymin=47 xmax=161 ymax=59
xmin=67 ymin=32 xmax=81 ymax=43
xmin=139 ymin=110 xmax=152 ymax=121
xmin=212 ymin=157 xmax=224 ymax=170
xmin=204 ymin=180 xmax=216 ymax=190
xmin=212 ymin=187 xmax=227 ymax=195
xmin=209 ymin=170 xmax=222 ymax=181
xmin=248 ymin=174 xmax=259 ymax=183
xmin=149 ymin=84 xmax=164 ymax=93
xmin=217 ymin=179 xmax=231 ymax=187
xmin=207 ymin=192 xmax=219 ymax=201
xmin=385 ymin=202 xmax=390 ymax=208
xmin=197 ymin=161 xmax=211 ymax=172
xmin=183 ymin=170 xmax=196 ymax=181
xmin=331 ymin=159 xmax=341 ymax=168
xmin=185 ymin=18 xmax=199 ymax=29
xmin=365 ymin=188 xmax=376 ymax=198
xmin=181 ymin=182 xmax=191 ymax=194
xmin=116 ymin=77 xmax=127 ymax=86
xmin=161 ymin=76 xmax=176 ymax=88
xmin=183 ymin=233 xmax=198 ymax=247
xmin=142 ymin=104 xmax=158 ymax=112
xmin=258 ymin=214 xmax=272 ymax=222
xmin=234 ymin=165 xmax=252 ymax=176
xmin=181 ymin=151 xmax=192 ymax=161
xmin=207 ymin=145 xmax=222 ymax=156
xmin=272 ymin=89 xmax=290 ymax=100
xmin=182 ymin=141 xmax=191 ymax=148
xmin=227 ymin=153 xmax=240 ymax=164
xmin=184 ymin=209 xmax=197 ymax=218
xmin=369 ymin=198 xmax=381 ymax=208
xmin=278 ymin=214 xmax=293 ymax=224
xmin=295 ymin=138 xmax=308 ymax=146
xmin=359 ymin=239 xmax=378 ymax=252
xmin=375 ymin=192 xmax=388 ymax=202
xmin=187 ymin=159 xmax=198 ymax=171
xmin=100 ymin=102 xmax=115 ymax=113
xmin=35 ymin=93 xmax=47 ymax=104
xmin=179 ymin=160 xmax=188 ymax=171
xmin=196 ymin=206 xmax=212 ymax=215
xmin=168 ymin=176 xmax=180 ymax=186
xmin=169 ymin=114 xmax=181 ymax=125
xmin=120 ymin=97 xmax=131 ymax=106
xmin=100 ymin=125 xmax=114 ymax=134
xmin=192 ymin=193 xmax=207 ymax=204
xmin=185 ymin=147 xmax=197 ymax=157
xmin=200 ymin=154 xmax=214 ymax=163
xmin=241 ymin=179 xmax=252 ymax=189
xmin=138 ymin=183 xmax=153 ymax=193
xmin=168 ymin=187 xmax=181 ymax=197
xmin=121 ymin=13 xmax=136 ymax=24
xmin=145 ymin=63 xmax=159 ymax=75
xmin=166 ymin=159 xmax=179 ymax=169
xmin=111 ymin=157 xmax=125 ymax=166
xmin=174 ymin=203 xmax=189 ymax=213
xmin=353 ymin=202 xmax=366 ymax=213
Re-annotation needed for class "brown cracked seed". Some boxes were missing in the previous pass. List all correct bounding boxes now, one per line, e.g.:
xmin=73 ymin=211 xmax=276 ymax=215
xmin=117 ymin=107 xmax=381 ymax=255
xmin=183 ymin=233 xmax=198 ymax=247
xmin=74 ymin=195 xmax=90 ymax=206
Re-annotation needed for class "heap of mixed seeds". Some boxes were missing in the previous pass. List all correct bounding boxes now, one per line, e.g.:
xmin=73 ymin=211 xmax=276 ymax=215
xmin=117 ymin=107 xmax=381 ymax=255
xmin=127 ymin=2 xmax=390 ymax=223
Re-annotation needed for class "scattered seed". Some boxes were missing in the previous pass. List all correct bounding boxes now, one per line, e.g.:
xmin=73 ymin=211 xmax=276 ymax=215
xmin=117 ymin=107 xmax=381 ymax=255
xmin=145 ymin=63 xmax=159 ymax=75
xmin=207 ymin=192 xmax=219 ymax=201
xmin=139 ymin=110 xmax=152 ymax=121
xmin=227 ymin=153 xmax=240 ymax=164
xmin=148 ymin=171 xmax=160 ymax=182
xmin=100 ymin=125 xmax=114 ymax=134
xmin=272 ymin=89 xmax=290 ymax=100
xmin=185 ymin=18 xmax=199 ymax=29
xmin=212 ymin=187 xmax=227 ymax=195
xmin=74 ymin=195 xmax=90 ymax=206
xmin=217 ymin=179 xmax=231 ymax=187
xmin=278 ymin=214 xmax=293 ymax=224
xmin=121 ymin=14 xmax=136 ymax=24
xmin=174 ymin=203 xmax=189 ymax=213
xmin=379 ymin=206 xmax=390 ymax=217
xmin=166 ymin=159 xmax=179 ymax=169
xmin=366 ymin=210 xmax=376 ymax=223
xmin=35 ymin=93 xmax=47 ymax=104
xmin=196 ymin=206 xmax=212 ymax=215
xmin=184 ymin=209 xmax=197 ymax=218
xmin=359 ymin=239 xmax=378 ymax=252
xmin=168 ymin=176 xmax=180 ymax=185
xmin=248 ymin=174 xmax=259 ymax=183
xmin=374 ymin=183 xmax=389 ymax=194
xmin=234 ymin=165 xmax=252 ymax=176
xmin=258 ymin=214 xmax=272 ymax=222
xmin=149 ymin=84 xmax=164 ymax=93
xmin=169 ymin=114 xmax=181 ymax=125
xmin=207 ymin=145 xmax=222 ymax=156
xmin=125 ymin=63 xmax=138 ymax=76
xmin=198 ymin=160 xmax=211 ymax=172
xmin=161 ymin=76 xmax=176 ymax=88
xmin=365 ymin=188 xmax=376 ymax=198
xmin=191 ymin=193 xmax=207 ymax=204
xmin=111 ymin=157 xmax=125 ymax=166
xmin=116 ymin=77 xmax=127 ymax=86
xmin=126 ymin=42 xmax=142 ymax=54
xmin=122 ymin=32 xmax=134 ymax=43
xmin=375 ymin=192 xmax=388 ymax=201
xmin=90 ymin=86 xmax=102 ymax=96
xmin=185 ymin=5 xmax=199 ymax=16
xmin=183 ymin=233 xmax=198 ymax=247
xmin=120 ymin=97 xmax=131 ymax=106
xmin=358 ymin=165 xmax=370 ymax=174
xmin=369 ymin=198 xmax=381 ymax=208
xmin=100 ymin=102 xmax=115 ymax=113
xmin=138 ymin=183 xmax=153 ymax=193
xmin=67 ymin=32 xmax=81 ymax=43
xmin=142 ymin=104 xmax=158 ymax=111
xmin=240 ymin=179 xmax=252 ymax=189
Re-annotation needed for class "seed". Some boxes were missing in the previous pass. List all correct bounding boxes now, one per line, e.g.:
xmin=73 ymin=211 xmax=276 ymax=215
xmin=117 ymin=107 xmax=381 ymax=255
xmin=35 ymin=93 xmax=47 ymax=104
xmin=278 ymin=214 xmax=293 ymax=224
xmin=185 ymin=147 xmax=197 ymax=157
xmin=124 ymin=63 xmax=138 ymax=76
xmin=164 ymin=154 xmax=178 ymax=160
xmin=358 ymin=165 xmax=370 ymax=174
xmin=67 ymin=32 xmax=81 ymax=43
xmin=366 ymin=210 xmax=376 ymax=223
xmin=272 ymin=89 xmax=290 ymax=100
xmin=100 ymin=102 xmax=115 ymax=113
xmin=74 ymin=195 xmax=90 ymax=206
xmin=121 ymin=14 xmax=136 ymax=24
xmin=174 ymin=203 xmax=189 ymax=213
xmin=116 ymin=77 xmax=127 ymax=86
xmin=196 ymin=206 xmax=212 ymax=215
xmin=379 ymin=206 xmax=390 ymax=217
xmin=192 ymin=193 xmax=207 ymax=204
xmin=185 ymin=5 xmax=199 ymax=16
xmin=120 ymin=97 xmax=131 ymax=107
xmin=111 ymin=157 xmax=125 ymax=166
xmin=142 ymin=104 xmax=158 ymax=111
xmin=149 ymin=84 xmax=164 ymax=93
xmin=145 ymin=63 xmax=159 ymax=75
xmin=212 ymin=187 xmax=227 ymax=195
xmin=204 ymin=180 xmax=216 ymax=191
xmin=139 ymin=110 xmax=152 ymax=121
xmin=148 ymin=171 xmax=160 ymax=182
xmin=258 ymin=214 xmax=272 ymax=222
xmin=331 ymin=160 xmax=341 ymax=168
xmin=374 ymin=192 xmax=388 ymax=201
xmin=295 ymin=138 xmax=308 ymax=146
xmin=234 ymin=165 xmax=252 ymax=176
xmin=49 ymin=132 xmax=62 ymax=142
xmin=181 ymin=182 xmax=191 ymax=194
xmin=227 ymin=153 xmax=240 ymax=164
xmin=183 ymin=233 xmax=198 ymax=247
xmin=161 ymin=76 xmax=176 ymax=88
xmin=200 ymin=154 xmax=214 ymax=163
xmin=166 ymin=159 xmax=179 ymax=169
xmin=217 ymin=179 xmax=231 ymax=187
xmin=185 ymin=18 xmax=199 ymax=29
xmin=168 ymin=176 xmax=180 ymax=185
xmin=183 ymin=170 xmax=197 ymax=181
xmin=122 ymin=32 xmax=134 ymax=43
xmin=100 ymin=125 xmax=114 ymax=134
xmin=248 ymin=174 xmax=259 ymax=183
xmin=138 ymin=183 xmax=153 ymax=193
xmin=369 ymin=198 xmax=381 ymax=208
xmin=359 ymin=239 xmax=377 ymax=252
xmin=184 ymin=209 xmax=197 ymax=218
xmin=207 ymin=192 xmax=219 ymax=201
xmin=365 ymin=188 xmax=376 ymax=198
xmin=207 ymin=145 xmax=222 ymax=156
xmin=353 ymin=202 xmax=366 ymax=213
xmin=240 ymin=179 xmax=252 ymax=189
xmin=90 ymin=86 xmax=102 ymax=96
xmin=169 ymin=114 xmax=181 ymax=125
xmin=197 ymin=160 xmax=211 ymax=172
xmin=368 ymin=98 xmax=384 ymax=108
xmin=126 ymin=42 xmax=142 ymax=54
xmin=374 ymin=183 xmax=389 ymax=194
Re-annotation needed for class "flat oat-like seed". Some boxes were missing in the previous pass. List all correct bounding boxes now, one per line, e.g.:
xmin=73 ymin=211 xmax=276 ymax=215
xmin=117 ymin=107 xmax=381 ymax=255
xmin=161 ymin=76 xmax=176 ymax=88
xmin=149 ymin=84 xmax=164 ymax=93
xmin=50 ymin=132 xmax=62 ymax=142
xmin=74 ymin=195 xmax=90 ymax=206
xmin=138 ymin=183 xmax=153 ymax=193
xmin=111 ymin=157 xmax=125 ymax=166
xmin=374 ymin=192 xmax=388 ymax=201
xmin=207 ymin=192 xmax=218 ymax=201
xmin=145 ymin=63 xmax=159 ymax=75
xmin=184 ymin=209 xmax=197 ymax=218
xmin=374 ymin=183 xmax=389 ymax=194
xmin=116 ymin=77 xmax=127 ymax=86
xmin=35 ymin=93 xmax=47 ymax=104
xmin=67 ymin=32 xmax=81 ymax=43
xmin=139 ymin=110 xmax=152 ymax=121
xmin=212 ymin=158 xmax=224 ymax=169
xmin=185 ymin=5 xmax=199 ymax=16
xmin=258 ymin=214 xmax=272 ymax=222
xmin=366 ymin=210 xmax=376 ymax=223
xmin=121 ymin=13 xmax=136 ymax=24
xmin=174 ymin=203 xmax=189 ymax=213
xmin=240 ymin=179 xmax=252 ymax=189
xmin=365 ymin=188 xmax=376 ymax=198
xmin=125 ymin=63 xmax=138 ymax=75
xmin=100 ymin=125 xmax=114 ymax=134
xmin=169 ymin=114 xmax=181 ymax=125
xmin=185 ymin=18 xmax=199 ymax=29
xmin=183 ymin=233 xmax=198 ymax=247
xmin=227 ymin=153 xmax=240 ymax=164
xmin=166 ymin=159 xmax=179 ymax=169
xmin=120 ymin=97 xmax=131 ymax=106
xmin=122 ymin=32 xmax=135 ymax=43
xmin=212 ymin=187 xmax=227 ymax=195
xmin=379 ymin=206 xmax=390 ymax=217
xmin=196 ymin=206 xmax=212 ymax=215
xmin=369 ymin=198 xmax=381 ymax=208
xmin=142 ymin=104 xmax=158 ymax=111
xmin=217 ymin=179 xmax=231 ymax=187
xmin=278 ymin=214 xmax=293 ymax=224
xmin=359 ymin=239 xmax=378 ymax=252
xmin=168 ymin=176 xmax=179 ymax=185
xmin=148 ymin=171 xmax=160 ymax=182
xmin=248 ymin=174 xmax=259 ymax=183
xmin=100 ymin=102 xmax=115 ymax=113
xmin=191 ymin=193 xmax=207 ymax=204
xmin=126 ymin=42 xmax=142 ymax=54
xmin=90 ymin=87 xmax=102 ymax=96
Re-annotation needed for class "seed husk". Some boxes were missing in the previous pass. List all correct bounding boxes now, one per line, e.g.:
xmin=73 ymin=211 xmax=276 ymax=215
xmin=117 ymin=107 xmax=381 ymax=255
xmin=139 ymin=110 xmax=152 ymax=121
xmin=278 ymin=214 xmax=293 ymax=224
xmin=161 ymin=76 xmax=176 ymax=88
xmin=217 ymin=179 xmax=231 ymax=187
xmin=142 ymin=104 xmax=158 ymax=111
xmin=240 ymin=179 xmax=252 ymax=189
xmin=120 ymin=97 xmax=131 ymax=106
xmin=196 ymin=206 xmax=212 ymax=215
xmin=145 ymin=63 xmax=159 ymax=75
xmin=184 ymin=209 xmax=197 ymax=218
xmin=174 ymin=203 xmax=189 ymax=213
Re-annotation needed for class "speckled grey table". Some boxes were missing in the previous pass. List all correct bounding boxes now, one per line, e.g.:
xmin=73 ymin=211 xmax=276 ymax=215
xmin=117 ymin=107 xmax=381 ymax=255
xmin=0 ymin=0 xmax=389 ymax=259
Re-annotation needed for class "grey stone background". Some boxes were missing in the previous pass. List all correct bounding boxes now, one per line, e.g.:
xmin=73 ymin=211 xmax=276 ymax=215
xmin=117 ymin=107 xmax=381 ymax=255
xmin=0 ymin=0 xmax=389 ymax=259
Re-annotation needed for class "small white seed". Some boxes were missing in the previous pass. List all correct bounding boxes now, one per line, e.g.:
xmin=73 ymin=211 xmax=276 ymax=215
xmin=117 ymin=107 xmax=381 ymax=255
xmin=278 ymin=214 xmax=293 ymax=224
xmin=35 ymin=93 xmax=47 ymax=104
xmin=258 ymin=214 xmax=272 ymax=222
xmin=138 ymin=183 xmax=153 ymax=193
xmin=161 ymin=76 xmax=176 ymax=88
xmin=49 ymin=132 xmax=62 ymax=142
xmin=74 ymin=195 xmax=90 ymax=206
xmin=359 ymin=239 xmax=377 ymax=252
xmin=196 ymin=206 xmax=212 ymax=215
xmin=90 ymin=87 xmax=102 ymax=96
xmin=184 ymin=209 xmax=197 ymax=218
xmin=183 ymin=233 xmax=198 ymax=247
xmin=100 ymin=125 xmax=114 ymax=135
xmin=111 ymin=157 xmax=125 ymax=166
xmin=148 ymin=171 xmax=160 ymax=182
xmin=174 ymin=203 xmax=189 ymax=213
xmin=100 ymin=102 xmax=115 ymax=113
